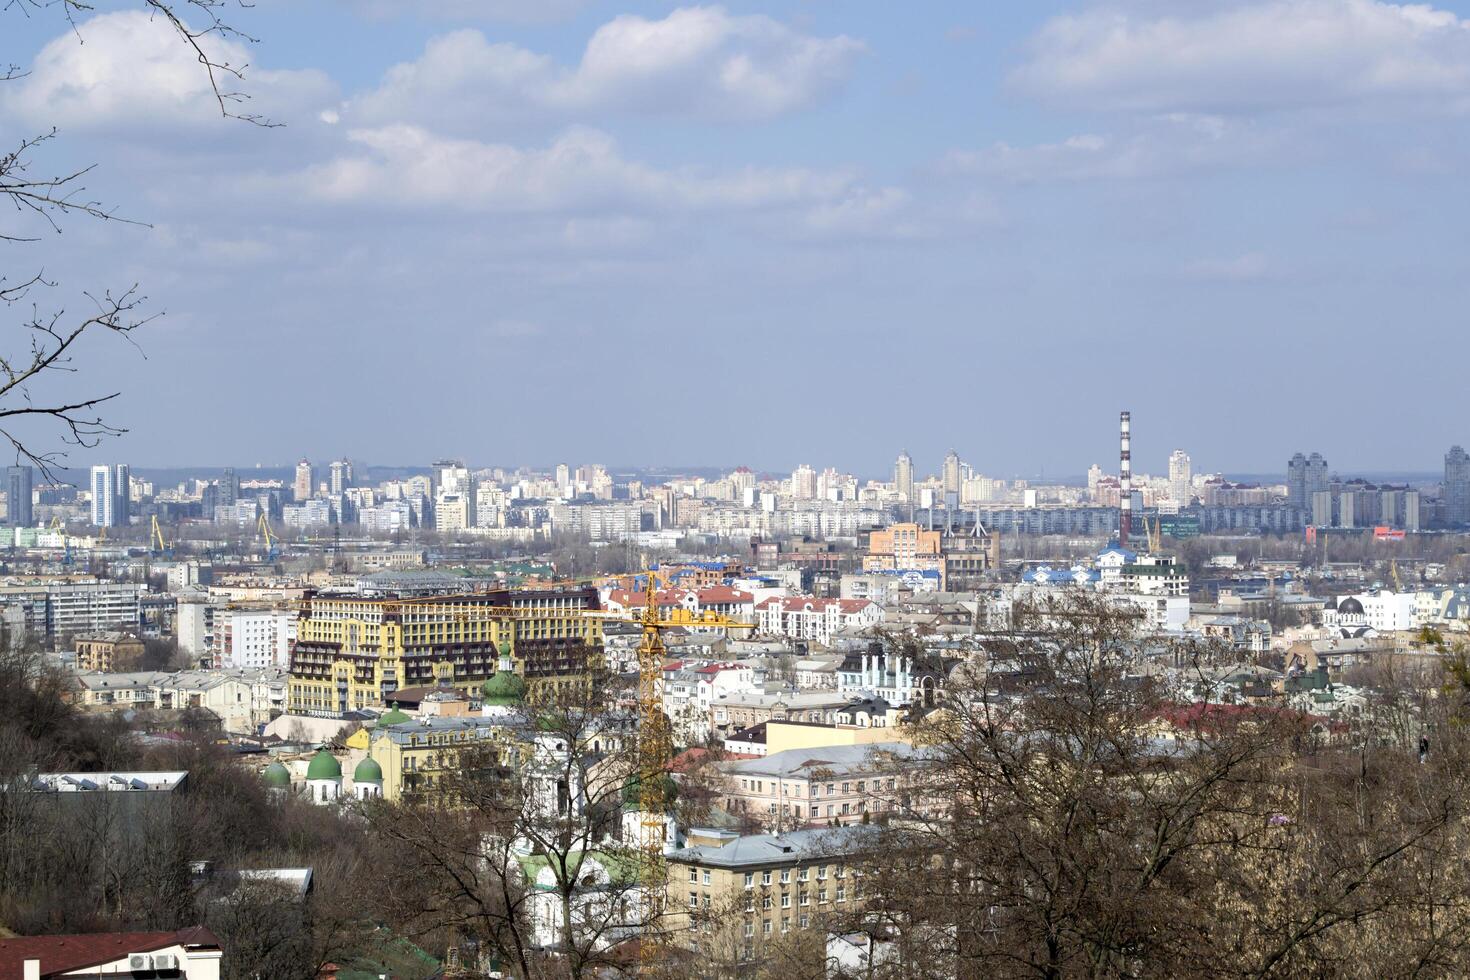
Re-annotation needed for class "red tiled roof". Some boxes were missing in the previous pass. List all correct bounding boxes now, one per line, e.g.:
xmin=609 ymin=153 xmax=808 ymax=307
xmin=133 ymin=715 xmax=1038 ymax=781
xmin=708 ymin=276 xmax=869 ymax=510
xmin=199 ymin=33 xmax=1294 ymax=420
xmin=0 ymin=928 xmax=220 ymax=978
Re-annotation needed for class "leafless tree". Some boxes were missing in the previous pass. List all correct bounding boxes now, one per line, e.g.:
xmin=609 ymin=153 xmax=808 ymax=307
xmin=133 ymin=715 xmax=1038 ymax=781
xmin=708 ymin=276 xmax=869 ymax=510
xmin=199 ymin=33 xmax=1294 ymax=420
xmin=2 ymin=0 xmax=268 ymax=479
xmin=363 ymin=675 xmax=649 ymax=978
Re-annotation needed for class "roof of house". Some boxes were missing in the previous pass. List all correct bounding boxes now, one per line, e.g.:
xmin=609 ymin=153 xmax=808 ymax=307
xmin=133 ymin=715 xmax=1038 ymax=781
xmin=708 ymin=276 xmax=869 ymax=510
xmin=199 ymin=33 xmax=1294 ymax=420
xmin=0 ymin=927 xmax=220 ymax=977
xmin=668 ymin=825 xmax=882 ymax=869
xmin=722 ymin=742 xmax=925 ymax=779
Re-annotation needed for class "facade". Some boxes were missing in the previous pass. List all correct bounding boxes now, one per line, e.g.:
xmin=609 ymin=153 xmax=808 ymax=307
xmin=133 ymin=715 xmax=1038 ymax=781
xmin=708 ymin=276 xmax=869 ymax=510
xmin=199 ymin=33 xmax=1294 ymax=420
xmin=286 ymin=587 xmax=603 ymax=716
xmin=7 ymin=465 xmax=32 ymax=528
xmin=90 ymin=465 xmax=115 ymax=527
xmin=719 ymin=742 xmax=934 ymax=829
xmin=0 ymin=580 xmax=143 ymax=640
xmin=1446 ymin=446 xmax=1470 ymax=526
xmin=75 ymin=631 xmax=145 ymax=672
xmin=755 ymin=597 xmax=882 ymax=646
xmin=864 ymin=523 xmax=941 ymax=575
xmin=663 ymin=825 xmax=880 ymax=957
xmin=1287 ymin=452 xmax=1329 ymax=510
xmin=213 ymin=608 xmax=295 ymax=670
xmin=294 ymin=459 xmax=314 ymax=502
xmin=1168 ymin=450 xmax=1191 ymax=505
xmin=893 ymin=451 xmax=913 ymax=503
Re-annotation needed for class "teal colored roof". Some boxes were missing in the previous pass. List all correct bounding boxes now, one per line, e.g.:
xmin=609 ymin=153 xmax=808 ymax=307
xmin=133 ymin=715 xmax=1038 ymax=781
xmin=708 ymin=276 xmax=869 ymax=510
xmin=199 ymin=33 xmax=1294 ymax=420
xmin=377 ymin=707 xmax=411 ymax=728
xmin=261 ymin=761 xmax=291 ymax=788
xmin=306 ymin=749 xmax=342 ymax=781
xmin=481 ymin=668 xmax=527 ymax=706
xmin=353 ymin=756 xmax=383 ymax=783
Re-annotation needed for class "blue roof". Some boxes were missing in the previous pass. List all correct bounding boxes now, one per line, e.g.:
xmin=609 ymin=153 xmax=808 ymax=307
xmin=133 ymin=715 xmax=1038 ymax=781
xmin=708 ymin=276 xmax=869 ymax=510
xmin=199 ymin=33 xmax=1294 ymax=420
xmin=1097 ymin=546 xmax=1138 ymax=561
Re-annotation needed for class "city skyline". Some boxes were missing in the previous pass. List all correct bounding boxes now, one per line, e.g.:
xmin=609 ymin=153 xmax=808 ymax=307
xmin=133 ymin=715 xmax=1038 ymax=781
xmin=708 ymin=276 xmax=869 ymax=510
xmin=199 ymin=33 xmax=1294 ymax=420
xmin=6 ymin=1 xmax=1470 ymax=472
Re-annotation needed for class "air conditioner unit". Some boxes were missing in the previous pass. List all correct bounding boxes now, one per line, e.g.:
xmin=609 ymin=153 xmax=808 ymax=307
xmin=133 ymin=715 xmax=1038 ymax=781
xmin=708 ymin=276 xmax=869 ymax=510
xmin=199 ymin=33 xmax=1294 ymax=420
xmin=152 ymin=952 xmax=180 ymax=969
xmin=128 ymin=954 xmax=154 ymax=970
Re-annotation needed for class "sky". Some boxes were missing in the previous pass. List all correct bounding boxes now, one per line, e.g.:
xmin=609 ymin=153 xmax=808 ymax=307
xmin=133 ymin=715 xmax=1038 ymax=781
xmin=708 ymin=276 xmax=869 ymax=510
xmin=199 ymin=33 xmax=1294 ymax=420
xmin=3 ymin=0 xmax=1469 ymax=480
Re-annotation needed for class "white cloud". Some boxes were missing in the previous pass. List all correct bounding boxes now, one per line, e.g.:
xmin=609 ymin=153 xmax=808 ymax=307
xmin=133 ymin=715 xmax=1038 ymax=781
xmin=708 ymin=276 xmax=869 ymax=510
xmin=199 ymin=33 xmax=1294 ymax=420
xmin=940 ymin=115 xmax=1274 ymax=182
xmin=346 ymin=6 xmax=865 ymax=126
xmin=1013 ymin=0 xmax=1470 ymax=114
xmin=291 ymin=124 xmax=863 ymax=215
xmin=2 ymin=11 xmax=336 ymax=130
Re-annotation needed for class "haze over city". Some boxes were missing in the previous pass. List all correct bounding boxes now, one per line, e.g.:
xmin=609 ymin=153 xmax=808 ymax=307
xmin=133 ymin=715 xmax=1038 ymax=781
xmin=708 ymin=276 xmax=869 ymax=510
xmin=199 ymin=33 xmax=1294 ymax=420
xmin=8 ymin=0 xmax=1470 ymax=472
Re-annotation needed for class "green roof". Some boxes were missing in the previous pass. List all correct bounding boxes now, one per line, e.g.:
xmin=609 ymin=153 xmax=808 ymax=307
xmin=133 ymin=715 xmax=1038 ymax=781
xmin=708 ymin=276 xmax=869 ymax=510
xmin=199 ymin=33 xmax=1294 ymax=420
xmin=353 ymin=756 xmax=383 ymax=783
xmin=516 ymin=849 xmax=640 ymax=890
xmin=306 ymin=748 xmax=342 ymax=781
xmin=481 ymin=668 xmax=527 ymax=706
xmin=377 ymin=706 xmax=411 ymax=728
xmin=261 ymin=761 xmax=291 ymax=788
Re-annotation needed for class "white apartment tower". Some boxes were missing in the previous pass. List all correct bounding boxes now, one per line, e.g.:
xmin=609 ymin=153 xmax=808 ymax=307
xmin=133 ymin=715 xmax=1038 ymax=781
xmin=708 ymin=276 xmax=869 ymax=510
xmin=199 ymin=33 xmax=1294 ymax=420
xmin=89 ymin=464 xmax=128 ymax=527
xmin=1168 ymin=450 xmax=1192 ymax=506
xmin=942 ymin=449 xmax=962 ymax=496
xmin=894 ymin=451 xmax=914 ymax=503
xmin=294 ymin=459 xmax=313 ymax=502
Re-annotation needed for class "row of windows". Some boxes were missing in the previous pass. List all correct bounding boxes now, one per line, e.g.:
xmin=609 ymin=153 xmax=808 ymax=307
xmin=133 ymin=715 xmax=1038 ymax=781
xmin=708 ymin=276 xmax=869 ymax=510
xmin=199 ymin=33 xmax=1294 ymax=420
xmin=741 ymin=865 xmax=851 ymax=887
xmin=738 ymin=778 xmax=895 ymax=796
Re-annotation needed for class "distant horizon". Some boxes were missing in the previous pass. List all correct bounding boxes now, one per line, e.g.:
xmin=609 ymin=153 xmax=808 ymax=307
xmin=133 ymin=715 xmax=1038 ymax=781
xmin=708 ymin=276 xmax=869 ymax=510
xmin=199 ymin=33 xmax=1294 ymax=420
xmin=38 ymin=461 xmax=1451 ymax=491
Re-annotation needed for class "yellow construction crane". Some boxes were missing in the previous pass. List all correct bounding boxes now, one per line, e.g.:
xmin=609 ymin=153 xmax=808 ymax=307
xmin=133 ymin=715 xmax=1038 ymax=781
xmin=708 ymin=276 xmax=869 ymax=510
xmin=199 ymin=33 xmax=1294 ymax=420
xmin=256 ymin=512 xmax=279 ymax=560
xmin=600 ymin=568 xmax=756 ymax=966
xmin=47 ymin=516 xmax=62 ymax=532
xmin=1391 ymin=559 xmax=1405 ymax=593
xmin=1145 ymin=516 xmax=1162 ymax=554
xmin=150 ymin=515 xmax=173 ymax=559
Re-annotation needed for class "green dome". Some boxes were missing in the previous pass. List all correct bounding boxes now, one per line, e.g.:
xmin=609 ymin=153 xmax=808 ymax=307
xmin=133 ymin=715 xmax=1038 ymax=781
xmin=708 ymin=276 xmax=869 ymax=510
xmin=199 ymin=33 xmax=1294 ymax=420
xmin=377 ymin=706 xmax=411 ymax=728
xmin=305 ymin=749 xmax=342 ymax=781
xmin=353 ymin=756 xmax=383 ymax=784
xmin=481 ymin=668 xmax=527 ymax=706
xmin=261 ymin=761 xmax=291 ymax=788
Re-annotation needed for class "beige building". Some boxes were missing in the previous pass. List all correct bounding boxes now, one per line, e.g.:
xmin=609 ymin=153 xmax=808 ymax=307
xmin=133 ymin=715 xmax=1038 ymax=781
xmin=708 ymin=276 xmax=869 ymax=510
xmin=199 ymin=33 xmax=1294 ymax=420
xmin=864 ymin=523 xmax=941 ymax=574
xmin=664 ymin=825 xmax=881 ymax=959
xmin=75 ymin=631 xmax=144 ymax=672
xmin=719 ymin=741 xmax=936 ymax=830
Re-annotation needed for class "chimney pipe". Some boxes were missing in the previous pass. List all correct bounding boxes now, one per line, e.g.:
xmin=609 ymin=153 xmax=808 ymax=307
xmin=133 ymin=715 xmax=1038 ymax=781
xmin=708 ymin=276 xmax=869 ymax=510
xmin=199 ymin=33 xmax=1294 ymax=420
xmin=1120 ymin=410 xmax=1132 ymax=547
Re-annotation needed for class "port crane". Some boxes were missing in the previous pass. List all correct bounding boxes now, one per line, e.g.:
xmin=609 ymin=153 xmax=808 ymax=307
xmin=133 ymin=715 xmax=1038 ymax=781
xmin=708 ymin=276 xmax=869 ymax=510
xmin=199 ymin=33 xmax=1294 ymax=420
xmin=256 ymin=513 xmax=280 ymax=561
xmin=150 ymin=515 xmax=174 ymax=560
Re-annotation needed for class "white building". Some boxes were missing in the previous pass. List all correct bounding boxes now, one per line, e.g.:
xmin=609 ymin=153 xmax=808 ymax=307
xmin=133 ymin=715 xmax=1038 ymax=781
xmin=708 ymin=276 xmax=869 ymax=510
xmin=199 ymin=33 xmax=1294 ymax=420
xmin=213 ymin=608 xmax=295 ymax=670
xmin=754 ymin=597 xmax=883 ymax=647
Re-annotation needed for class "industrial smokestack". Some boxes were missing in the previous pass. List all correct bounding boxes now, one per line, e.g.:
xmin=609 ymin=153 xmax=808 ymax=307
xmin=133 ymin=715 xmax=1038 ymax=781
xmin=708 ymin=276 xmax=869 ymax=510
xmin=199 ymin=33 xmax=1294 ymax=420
xmin=1120 ymin=410 xmax=1132 ymax=547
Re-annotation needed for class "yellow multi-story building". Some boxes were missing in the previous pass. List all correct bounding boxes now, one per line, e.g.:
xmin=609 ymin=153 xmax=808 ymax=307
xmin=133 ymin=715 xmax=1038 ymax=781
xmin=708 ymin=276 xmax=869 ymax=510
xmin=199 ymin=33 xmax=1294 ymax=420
xmin=344 ymin=712 xmax=528 ymax=801
xmin=286 ymin=587 xmax=603 ymax=717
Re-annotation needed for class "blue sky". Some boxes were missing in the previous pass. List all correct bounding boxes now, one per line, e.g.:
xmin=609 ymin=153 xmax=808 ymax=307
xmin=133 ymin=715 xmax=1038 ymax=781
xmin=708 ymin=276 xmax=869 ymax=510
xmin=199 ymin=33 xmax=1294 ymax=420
xmin=4 ymin=0 xmax=1469 ymax=480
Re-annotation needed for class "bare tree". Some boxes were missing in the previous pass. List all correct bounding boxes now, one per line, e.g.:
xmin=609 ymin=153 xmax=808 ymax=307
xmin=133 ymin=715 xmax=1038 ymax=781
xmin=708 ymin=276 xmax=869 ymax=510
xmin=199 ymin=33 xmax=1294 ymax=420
xmin=363 ymin=675 xmax=649 ymax=978
xmin=2 ymin=0 xmax=268 ymax=478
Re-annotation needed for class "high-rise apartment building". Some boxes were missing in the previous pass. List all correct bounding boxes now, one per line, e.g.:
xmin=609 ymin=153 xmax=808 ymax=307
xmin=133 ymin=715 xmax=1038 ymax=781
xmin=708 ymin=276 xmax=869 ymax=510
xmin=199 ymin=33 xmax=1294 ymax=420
xmin=294 ymin=459 xmax=314 ymax=502
xmin=894 ymin=451 xmax=914 ymax=503
xmin=1446 ymin=446 xmax=1470 ymax=526
xmin=1168 ymin=450 xmax=1192 ymax=505
xmin=1287 ymin=452 xmax=1329 ymax=509
xmin=942 ymin=449 xmax=962 ymax=496
xmin=89 ymin=464 xmax=129 ymax=527
xmin=218 ymin=467 xmax=239 ymax=507
xmin=324 ymin=455 xmax=349 ymax=493
xmin=7 ymin=465 xmax=32 ymax=528
xmin=790 ymin=464 xmax=816 ymax=500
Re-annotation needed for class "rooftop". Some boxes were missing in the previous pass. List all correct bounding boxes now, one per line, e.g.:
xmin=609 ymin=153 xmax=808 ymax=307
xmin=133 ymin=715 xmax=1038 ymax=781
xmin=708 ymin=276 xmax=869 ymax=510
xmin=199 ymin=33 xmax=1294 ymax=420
xmin=669 ymin=825 xmax=882 ymax=869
